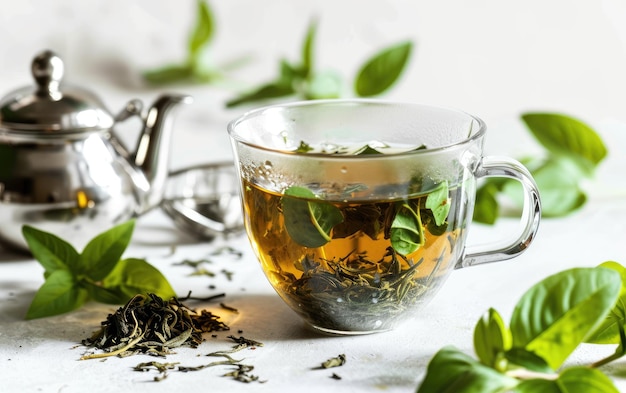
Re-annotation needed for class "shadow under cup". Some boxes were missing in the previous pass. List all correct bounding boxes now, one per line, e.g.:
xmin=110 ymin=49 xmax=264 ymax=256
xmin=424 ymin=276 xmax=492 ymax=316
xmin=228 ymin=100 xmax=541 ymax=335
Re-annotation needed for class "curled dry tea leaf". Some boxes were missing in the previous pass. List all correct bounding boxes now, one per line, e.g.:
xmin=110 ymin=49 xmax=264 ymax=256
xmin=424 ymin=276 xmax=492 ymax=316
xmin=81 ymin=293 xmax=230 ymax=359
xmin=320 ymin=354 xmax=346 ymax=369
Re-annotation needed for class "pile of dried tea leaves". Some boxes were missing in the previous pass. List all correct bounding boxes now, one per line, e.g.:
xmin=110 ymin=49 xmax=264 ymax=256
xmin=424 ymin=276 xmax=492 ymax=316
xmin=81 ymin=293 xmax=230 ymax=359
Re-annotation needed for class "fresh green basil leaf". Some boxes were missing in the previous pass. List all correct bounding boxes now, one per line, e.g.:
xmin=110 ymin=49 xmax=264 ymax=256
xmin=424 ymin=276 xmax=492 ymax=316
xmin=80 ymin=220 xmax=135 ymax=281
xmin=504 ymin=156 xmax=587 ymax=218
xmin=142 ymin=64 xmax=194 ymax=85
xmin=586 ymin=261 xmax=626 ymax=344
xmin=390 ymin=202 xmax=424 ymax=255
xmin=355 ymin=144 xmax=384 ymax=155
xmin=510 ymin=267 xmax=621 ymax=370
xmin=521 ymin=113 xmax=607 ymax=170
xmin=99 ymin=258 xmax=176 ymax=303
xmin=416 ymin=346 xmax=518 ymax=393
xmin=304 ymin=70 xmax=342 ymax=100
xmin=354 ymin=40 xmax=412 ymax=97
xmin=82 ymin=281 xmax=126 ymax=305
xmin=188 ymin=0 xmax=214 ymax=60
xmin=21 ymin=225 xmax=80 ymax=275
xmin=426 ymin=181 xmax=450 ymax=226
xmin=512 ymin=367 xmax=619 ymax=393
xmin=282 ymin=186 xmax=344 ymax=248
xmin=473 ymin=308 xmax=511 ymax=369
xmin=26 ymin=270 xmax=88 ymax=319
xmin=279 ymin=58 xmax=301 ymax=82
xmin=225 ymin=81 xmax=295 ymax=108
xmin=473 ymin=182 xmax=500 ymax=225
xmin=301 ymin=19 xmax=317 ymax=78
xmin=504 ymin=348 xmax=552 ymax=373
xmin=332 ymin=204 xmax=382 ymax=240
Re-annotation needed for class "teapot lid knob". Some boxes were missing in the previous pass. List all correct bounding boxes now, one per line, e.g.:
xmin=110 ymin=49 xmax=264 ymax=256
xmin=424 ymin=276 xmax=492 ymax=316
xmin=32 ymin=50 xmax=64 ymax=100
xmin=0 ymin=49 xmax=115 ymax=134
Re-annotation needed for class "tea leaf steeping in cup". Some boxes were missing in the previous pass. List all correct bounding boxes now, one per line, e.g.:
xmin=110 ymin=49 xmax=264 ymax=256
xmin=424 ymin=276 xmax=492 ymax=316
xmin=241 ymin=143 xmax=463 ymax=333
xmin=229 ymin=100 xmax=542 ymax=335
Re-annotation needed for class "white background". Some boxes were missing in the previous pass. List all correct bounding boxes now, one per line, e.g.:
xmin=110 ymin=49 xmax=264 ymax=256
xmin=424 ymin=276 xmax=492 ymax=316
xmin=1 ymin=0 xmax=626 ymax=166
xmin=1 ymin=1 xmax=626 ymax=392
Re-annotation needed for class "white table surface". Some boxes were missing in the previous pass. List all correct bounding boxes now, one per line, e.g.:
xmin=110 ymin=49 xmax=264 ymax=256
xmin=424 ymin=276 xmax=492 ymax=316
xmin=2 ymin=1 xmax=626 ymax=391
xmin=0 ymin=111 xmax=625 ymax=393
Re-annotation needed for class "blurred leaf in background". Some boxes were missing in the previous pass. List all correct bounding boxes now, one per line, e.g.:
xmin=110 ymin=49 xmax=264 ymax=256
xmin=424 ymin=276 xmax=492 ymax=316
xmin=225 ymin=19 xmax=413 ymax=108
xmin=143 ymin=0 xmax=249 ymax=85
xmin=473 ymin=113 xmax=608 ymax=224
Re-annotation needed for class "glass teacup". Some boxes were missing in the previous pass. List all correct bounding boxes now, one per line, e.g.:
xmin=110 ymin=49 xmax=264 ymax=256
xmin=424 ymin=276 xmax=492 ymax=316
xmin=228 ymin=100 xmax=541 ymax=335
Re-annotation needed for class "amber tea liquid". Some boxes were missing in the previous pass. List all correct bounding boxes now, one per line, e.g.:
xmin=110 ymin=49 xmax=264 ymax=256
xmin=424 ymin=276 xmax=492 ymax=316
xmin=242 ymin=178 xmax=465 ymax=333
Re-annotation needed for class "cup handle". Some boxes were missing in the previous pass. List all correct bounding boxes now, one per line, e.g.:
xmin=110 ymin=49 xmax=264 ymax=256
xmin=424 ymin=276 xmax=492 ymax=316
xmin=457 ymin=156 xmax=541 ymax=269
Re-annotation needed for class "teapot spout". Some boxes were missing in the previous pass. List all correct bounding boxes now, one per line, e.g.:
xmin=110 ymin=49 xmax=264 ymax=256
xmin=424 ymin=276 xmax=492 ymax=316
xmin=133 ymin=94 xmax=192 ymax=213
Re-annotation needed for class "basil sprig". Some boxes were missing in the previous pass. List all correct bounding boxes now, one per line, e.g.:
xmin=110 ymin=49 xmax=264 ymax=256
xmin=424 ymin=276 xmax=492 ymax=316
xmin=474 ymin=112 xmax=607 ymax=224
xmin=417 ymin=263 xmax=626 ymax=392
xmin=143 ymin=0 xmax=248 ymax=85
xmin=225 ymin=19 xmax=413 ymax=107
xmin=23 ymin=220 xmax=175 ymax=319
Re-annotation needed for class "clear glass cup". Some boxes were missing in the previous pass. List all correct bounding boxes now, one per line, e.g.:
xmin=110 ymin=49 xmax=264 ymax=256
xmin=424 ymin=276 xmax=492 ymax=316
xmin=228 ymin=99 xmax=541 ymax=335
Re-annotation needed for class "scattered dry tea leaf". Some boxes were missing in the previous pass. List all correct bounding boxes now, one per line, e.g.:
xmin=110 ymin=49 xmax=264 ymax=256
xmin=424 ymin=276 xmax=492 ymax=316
xmin=319 ymin=354 xmax=346 ymax=369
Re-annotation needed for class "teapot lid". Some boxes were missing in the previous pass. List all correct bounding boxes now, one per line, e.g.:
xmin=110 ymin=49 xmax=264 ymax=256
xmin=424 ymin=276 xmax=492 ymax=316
xmin=0 ymin=50 xmax=114 ymax=135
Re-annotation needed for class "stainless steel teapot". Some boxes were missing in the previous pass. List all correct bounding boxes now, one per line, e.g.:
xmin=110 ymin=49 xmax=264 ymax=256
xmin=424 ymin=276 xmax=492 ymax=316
xmin=0 ymin=50 xmax=192 ymax=252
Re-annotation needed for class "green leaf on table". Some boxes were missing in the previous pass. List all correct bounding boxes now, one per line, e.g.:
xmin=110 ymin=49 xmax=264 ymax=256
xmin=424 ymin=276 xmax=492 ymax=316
xmin=93 ymin=258 xmax=176 ymax=304
xmin=79 ymin=220 xmax=135 ymax=280
xmin=509 ymin=267 xmax=621 ymax=370
xmin=521 ymin=113 xmax=607 ymax=173
xmin=282 ymin=186 xmax=344 ymax=248
xmin=586 ymin=261 xmax=626 ymax=344
xmin=473 ymin=308 xmax=511 ymax=369
xmin=390 ymin=202 xmax=424 ymax=255
xmin=22 ymin=225 xmax=80 ymax=275
xmin=513 ymin=367 xmax=620 ymax=393
xmin=416 ymin=346 xmax=518 ymax=393
xmin=23 ymin=220 xmax=175 ymax=319
xmin=26 ymin=270 xmax=88 ymax=319
xmin=355 ymin=41 xmax=413 ymax=97
xmin=188 ymin=0 xmax=214 ymax=61
xmin=426 ymin=181 xmax=450 ymax=226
